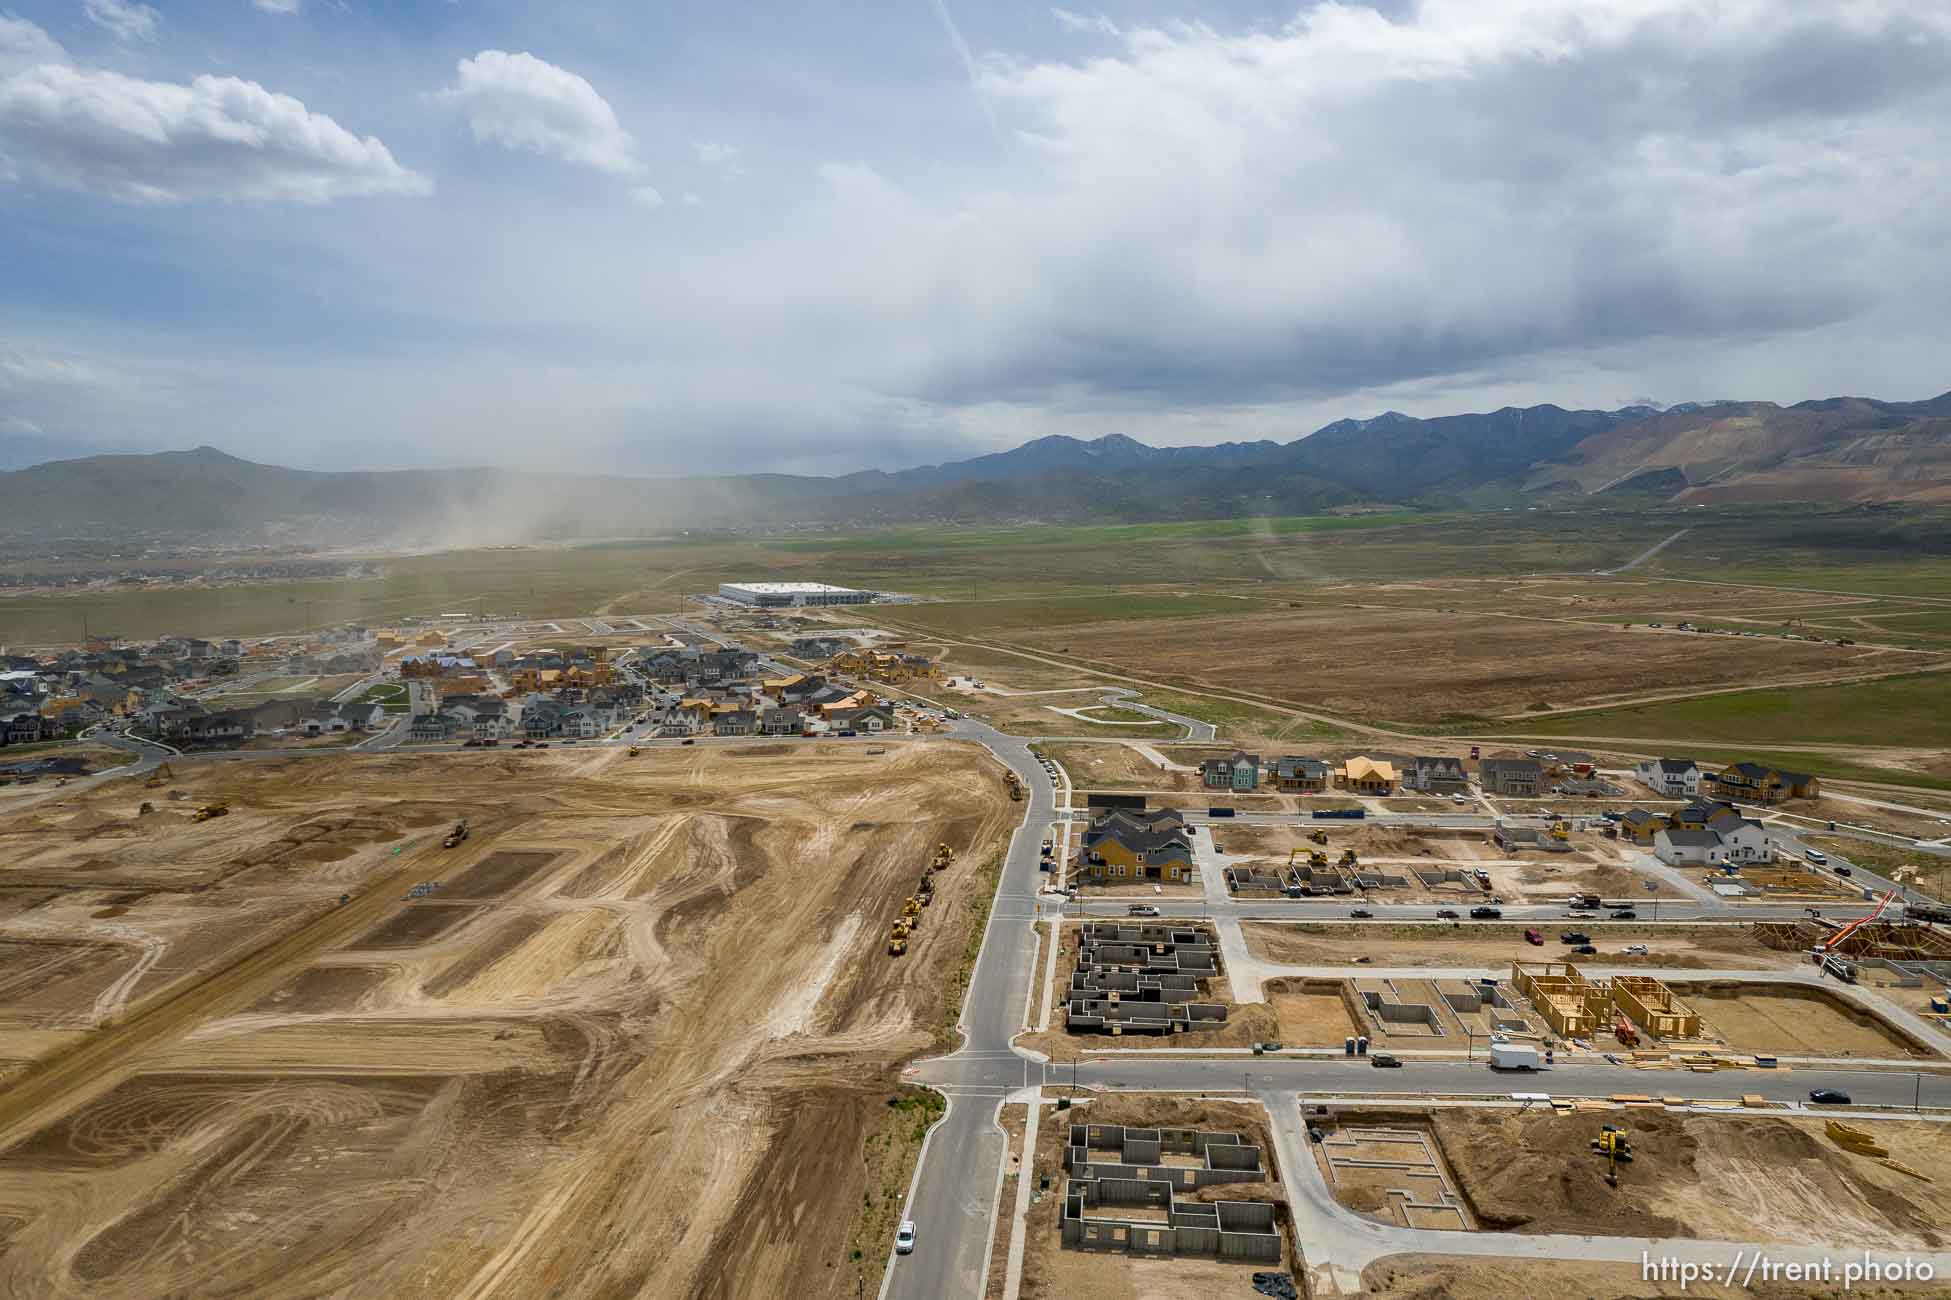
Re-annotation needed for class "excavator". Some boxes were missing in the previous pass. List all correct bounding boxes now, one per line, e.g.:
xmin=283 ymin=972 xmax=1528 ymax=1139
xmin=144 ymin=762 xmax=174 ymax=789
xmin=1591 ymin=1125 xmax=1633 ymax=1186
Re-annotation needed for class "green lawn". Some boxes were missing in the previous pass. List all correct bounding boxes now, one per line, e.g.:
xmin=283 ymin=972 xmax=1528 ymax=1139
xmin=1515 ymin=672 xmax=1951 ymax=750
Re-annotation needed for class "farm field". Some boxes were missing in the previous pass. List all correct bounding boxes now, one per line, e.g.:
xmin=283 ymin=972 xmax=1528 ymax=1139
xmin=1515 ymin=671 xmax=1951 ymax=751
xmin=1002 ymin=606 xmax=1886 ymax=727
xmin=0 ymin=742 xmax=1012 ymax=1300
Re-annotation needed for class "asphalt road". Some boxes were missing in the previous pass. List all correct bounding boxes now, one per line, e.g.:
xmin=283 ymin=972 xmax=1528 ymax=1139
xmin=881 ymin=720 xmax=1052 ymax=1300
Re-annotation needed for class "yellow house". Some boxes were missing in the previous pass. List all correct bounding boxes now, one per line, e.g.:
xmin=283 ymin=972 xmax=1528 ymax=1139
xmin=1336 ymin=756 xmax=1398 ymax=795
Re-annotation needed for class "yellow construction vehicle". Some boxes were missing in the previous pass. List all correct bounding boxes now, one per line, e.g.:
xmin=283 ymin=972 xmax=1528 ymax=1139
xmin=1004 ymin=771 xmax=1024 ymax=801
xmin=1550 ymin=819 xmax=1572 ymax=842
xmin=1308 ymin=851 xmax=1330 ymax=870
xmin=916 ymin=875 xmax=935 ymax=904
xmin=627 ymin=746 xmax=642 ymax=757
xmin=888 ymin=921 xmax=910 ymax=957
xmin=1309 ymin=829 xmax=1329 ymax=846
xmin=190 ymin=802 xmax=229 ymax=823
xmin=1591 ymin=1125 xmax=1633 ymax=1185
xmin=1339 ymin=848 xmax=1359 ymax=868
xmin=144 ymin=762 xmax=173 ymax=789
xmin=933 ymin=842 xmax=955 ymax=870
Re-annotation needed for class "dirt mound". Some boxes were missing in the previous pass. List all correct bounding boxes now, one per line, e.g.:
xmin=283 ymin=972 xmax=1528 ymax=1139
xmin=1431 ymin=1110 xmax=1698 ymax=1236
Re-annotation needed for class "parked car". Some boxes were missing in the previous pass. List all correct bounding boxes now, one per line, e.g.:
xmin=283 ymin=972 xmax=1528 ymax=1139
xmin=1349 ymin=908 xmax=1374 ymax=919
xmin=1307 ymin=1124 xmax=1325 ymax=1143
xmin=681 ymin=738 xmax=696 ymax=745
xmin=1434 ymin=908 xmax=1460 ymax=919
xmin=1809 ymin=1089 xmax=1852 ymax=1106
xmin=1524 ymin=928 xmax=1543 ymax=945
xmin=1574 ymin=944 xmax=1598 ymax=955
xmin=1370 ymin=1053 xmax=1402 ymax=1068
xmin=1561 ymin=931 xmax=1590 ymax=944
xmin=1469 ymin=906 xmax=1502 ymax=919
xmin=895 ymin=1221 xmax=917 ymax=1254
xmin=1127 ymin=904 xmax=1160 ymax=917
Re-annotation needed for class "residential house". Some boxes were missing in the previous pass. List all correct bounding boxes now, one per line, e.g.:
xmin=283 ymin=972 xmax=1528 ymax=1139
xmin=1713 ymin=762 xmax=1820 ymax=805
xmin=1619 ymin=808 xmax=1664 ymax=846
xmin=1668 ymin=802 xmax=1720 ymax=831
xmin=558 ymin=708 xmax=600 ymax=739
xmin=1407 ymin=755 xmax=1469 ymax=795
xmin=714 ymin=709 xmax=757 ymax=736
xmin=1202 ymin=751 xmax=1261 ymax=791
xmin=520 ymin=698 xmax=563 ymax=739
xmin=760 ymin=708 xmax=802 ymax=736
xmin=1478 ymin=757 xmax=1543 ymax=797
xmin=408 ymin=712 xmax=454 ymax=743
xmin=1080 ymin=809 xmax=1196 ymax=884
xmin=183 ymin=710 xmax=252 ymax=745
xmin=1271 ymin=756 xmax=1330 ymax=793
xmin=0 ymin=708 xmax=45 ymax=745
xmin=833 ymin=705 xmax=895 ymax=734
xmin=1705 ymin=807 xmax=1773 ymax=864
xmin=1654 ymin=827 xmax=1728 ymax=868
xmin=1336 ymin=756 xmax=1397 ymax=795
xmin=1635 ymin=758 xmax=1702 ymax=798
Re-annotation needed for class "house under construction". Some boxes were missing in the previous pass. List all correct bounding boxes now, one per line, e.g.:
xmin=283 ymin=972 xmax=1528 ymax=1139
xmin=1510 ymin=960 xmax=1703 ymax=1040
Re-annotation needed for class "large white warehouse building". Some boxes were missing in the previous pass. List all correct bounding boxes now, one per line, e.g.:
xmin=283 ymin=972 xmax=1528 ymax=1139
xmin=718 ymin=581 xmax=876 ymax=608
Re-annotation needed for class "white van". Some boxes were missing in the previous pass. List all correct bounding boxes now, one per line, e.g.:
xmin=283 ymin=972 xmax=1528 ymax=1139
xmin=1804 ymin=848 xmax=1828 ymax=865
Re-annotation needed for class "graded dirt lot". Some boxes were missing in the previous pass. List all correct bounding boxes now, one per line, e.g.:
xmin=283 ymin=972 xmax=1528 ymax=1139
xmin=1424 ymin=1109 xmax=1951 ymax=1249
xmin=1359 ymin=1254 xmax=1941 ymax=1300
xmin=1010 ymin=605 xmax=1884 ymax=724
xmin=1674 ymin=982 xmax=1938 ymax=1059
xmin=1016 ymin=1094 xmax=1297 ymax=1300
xmin=1242 ymin=922 xmax=1796 ymax=971
xmin=0 ymin=741 xmax=1013 ymax=1300
xmin=1042 ymin=741 xmax=1199 ymax=791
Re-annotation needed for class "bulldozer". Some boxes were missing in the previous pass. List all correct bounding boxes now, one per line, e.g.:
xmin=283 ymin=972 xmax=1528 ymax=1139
xmin=1308 ymin=829 xmax=1328 ymax=846
xmin=190 ymin=802 xmax=229 ymax=823
xmin=1550 ymin=819 xmax=1573 ymax=843
xmin=1308 ymin=850 xmax=1330 ymax=870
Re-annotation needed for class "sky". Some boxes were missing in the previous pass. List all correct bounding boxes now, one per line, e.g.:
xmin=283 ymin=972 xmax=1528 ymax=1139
xmin=1 ymin=0 xmax=1948 ymax=477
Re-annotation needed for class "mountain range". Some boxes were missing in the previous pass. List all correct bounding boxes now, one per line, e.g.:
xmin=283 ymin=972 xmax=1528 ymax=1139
xmin=4 ymin=390 xmax=1946 ymax=545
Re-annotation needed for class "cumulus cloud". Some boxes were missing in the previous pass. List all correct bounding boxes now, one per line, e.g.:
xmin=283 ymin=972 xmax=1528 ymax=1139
xmin=433 ymin=50 xmax=644 ymax=177
xmin=628 ymin=184 xmax=663 ymax=209
xmin=83 ymin=0 xmax=159 ymax=42
xmin=0 ymin=63 xmax=431 ymax=203
xmin=692 ymin=138 xmax=741 ymax=173
xmin=880 ymin=0 xmax=1951 ymax=408
xmin=252 ymin=0 xmax=303 ymax=13
xmin=0 ymin=15 xmax=67 ymax=74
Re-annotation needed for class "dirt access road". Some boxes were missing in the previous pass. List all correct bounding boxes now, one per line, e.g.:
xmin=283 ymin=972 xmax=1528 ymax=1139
xmin=0 ymin=742 xmax=1013 ymax=1300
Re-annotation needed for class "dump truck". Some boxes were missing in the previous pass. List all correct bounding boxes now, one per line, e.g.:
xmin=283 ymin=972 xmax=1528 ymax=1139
xmin=1488 ymin=1042 xmax=1541 ymax=1071
xmin=916 ymin=875 xmax=934 ymax=904
xmin=1004 ymin=771 xmax=1024 ymax=801
xmin=887 ymin=922 xmax=909 ymax=957
xmin=932 ymin=842 xmax=955 ymax=870
xmin=443 ymin=819 xmax=470 ymax=849
xmin=190 ymin=802 xmax=229 ymax=823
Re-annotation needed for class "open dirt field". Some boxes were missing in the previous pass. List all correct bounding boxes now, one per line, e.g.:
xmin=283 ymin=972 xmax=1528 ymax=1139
xmin=1011 ymin=605 xmax=1885 ymax=724
xmin=0 ymin=741 xmax=1013 ymax=1300
xmin=1425 ymin=1109 xmax=1951 ymax=1249
xmin=1360 ymin=1254 xmax=1943 ymax=1300
xmin=1017 ymin=1094 xmax=1296 ymax=1300
xmin=1672 ymin=982 xmax=1939 ymax=1059
xmin=1242 ymin=922 xmax=1796 ymax=971
xmin=1042 ymin=742 xmax=1199 ymax=792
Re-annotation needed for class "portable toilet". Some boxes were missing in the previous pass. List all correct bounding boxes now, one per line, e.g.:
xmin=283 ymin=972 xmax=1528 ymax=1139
xmin=1344 ymin=1036 xmax=1356 ymax=1056
xmin=1356 ymin=1035 xmax=1369 ymax=1056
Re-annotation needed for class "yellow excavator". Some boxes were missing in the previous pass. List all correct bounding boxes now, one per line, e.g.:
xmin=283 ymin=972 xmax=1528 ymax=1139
xmin=1591 ymin=1125 xmax=1633 ymax=1186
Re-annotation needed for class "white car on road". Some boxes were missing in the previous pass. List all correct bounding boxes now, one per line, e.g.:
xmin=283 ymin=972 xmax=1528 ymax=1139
xmin=895 ymin=1221 xmax=917 ymax=1255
